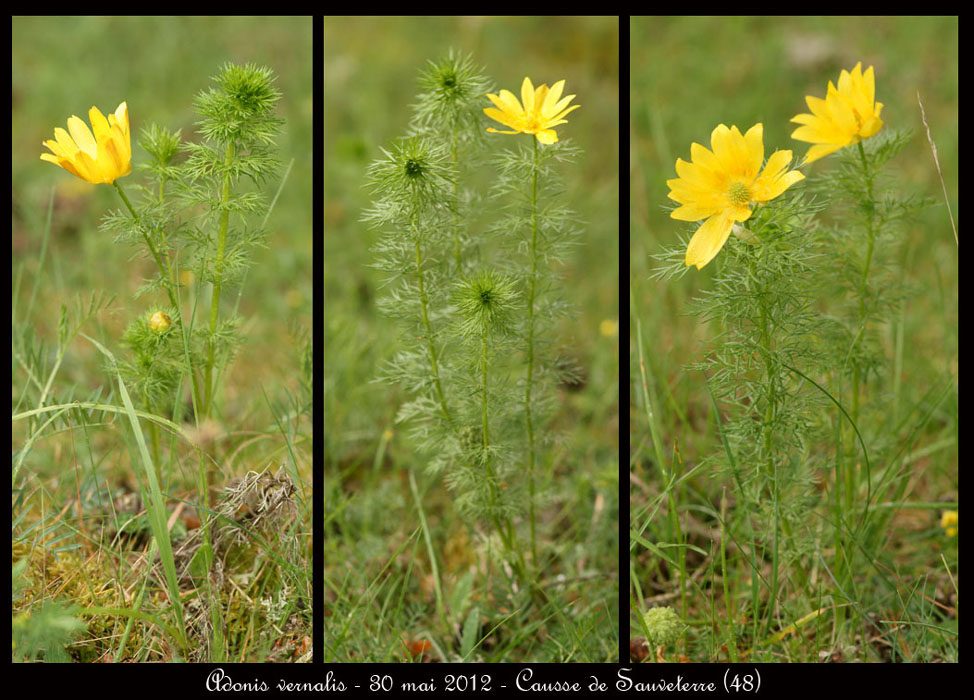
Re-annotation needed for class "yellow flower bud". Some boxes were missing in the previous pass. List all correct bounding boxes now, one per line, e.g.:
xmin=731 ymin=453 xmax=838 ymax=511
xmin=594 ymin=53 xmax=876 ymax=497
xmin=149 ymin=311 xmax=172 ymax=333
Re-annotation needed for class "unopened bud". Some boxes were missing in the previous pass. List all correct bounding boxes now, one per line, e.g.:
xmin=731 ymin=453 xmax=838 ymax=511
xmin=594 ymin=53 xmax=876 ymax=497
xmin=149 ymin=311 xmax=172 ymax=333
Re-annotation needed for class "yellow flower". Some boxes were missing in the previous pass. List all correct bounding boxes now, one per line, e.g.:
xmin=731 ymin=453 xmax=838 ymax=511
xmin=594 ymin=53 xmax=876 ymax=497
xmin=40 ymin=102 xmax=132 ymax=184
xmin=940 ymin=509 xmax=958 ymax=538
xmin=667 ymin=123 xmax=805 ymax=270
xmin=790 ymin=62 xmax=884 ymax=164
xmin=484 ymin=77 xmax=579 ymax=144
xmin=599 ymin=319 xmax=619 ymax=337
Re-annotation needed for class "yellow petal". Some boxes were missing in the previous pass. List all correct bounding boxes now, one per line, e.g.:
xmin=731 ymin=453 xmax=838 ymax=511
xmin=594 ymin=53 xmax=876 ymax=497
xmin=521 ymin=77 xmax=535 ymax=115
xmin=709 ymin=124 xmax=736 ymax=174
xmin=88 ymin=106 xmax=111 ymax=142
xmin=52 ymin=127 xmax=79 ymax=156
xmin=486 ymin=92 xmax=509 ymax=113
xmin=674 ymin=157 xmax=720 ymax=192
xmin=837 ymin=66 xmax=852 ymax=99
xmin=533 ymin=83 xmax=549 ymax=113
xmin=804 ymin=94 xmax=830 ymax=120
xmin=861 ymin=66 xmax=875 ymax=111
xmin=536 ymin=129 xmax=558 ymax=145
xmin=803 ymin=142 xmax=844 ymax=164
xmin=689 ymin=142 xmax=721 ymax=174
xmin=67 ymin=115 xmax=97 ymax=159
xmin=542 ymin=79 xmax=565 ymax=114
xmin=493 ymin=89 xmax=524 ymax=116
xmin=790 ymin=112 xmax=818 ymax=126
xmin=825 ymin=83 xmax=858 ymax=136
xmin=752 ymin=152 xmax=804 ymax=201
xmin=685 ymin=212 xmax=734 ymax=269
xmin=728 ymin=204 xmax=753 ymax=222
xmin=790 ymin=123 xmax=835 ymax=144
xmin=743 ymin=123 xmax=764 ymax=179
xmin=550 ymin=103 xmax=580 ymax=122
xmin=114 ymin=102 xmax=129 ymax=137
xmin=859 ymin=112 xmax=883 ymax=139
xmin=484 ymin=107 xmax=521 ymax=130
xmin=670 ymin=201 xmax=720 ymax=221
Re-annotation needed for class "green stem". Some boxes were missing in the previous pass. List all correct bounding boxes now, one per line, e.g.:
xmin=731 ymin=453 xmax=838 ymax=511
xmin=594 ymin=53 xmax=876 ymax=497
xmin=851 ymin=142 xmax=877 ymax=426
xmin=412 ymin=228 xmax=453 ymax=429
xmin=480 ymin=321 xmax=495 ymax=605
xmin=844 ymin=142 xmax=877 ymax=570
xmin=525 ymin=136 xmax=539 ymax=570
xmin=481 ymin=325 xmax=489 ymax=457
xmin=451 ymin=122 xmax=462 ymax=271
xmin=203 ymin=141 xmax=235 ymax=420
xmin=753 ymin=253 xmax=780 ymax=633
xmin=113 ymin=181 xmax=177 ymax=311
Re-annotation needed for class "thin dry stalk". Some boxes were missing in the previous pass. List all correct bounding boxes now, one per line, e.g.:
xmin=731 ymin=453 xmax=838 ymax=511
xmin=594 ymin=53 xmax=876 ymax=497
xmin=917 ymin=91 xmax=957 ymax=246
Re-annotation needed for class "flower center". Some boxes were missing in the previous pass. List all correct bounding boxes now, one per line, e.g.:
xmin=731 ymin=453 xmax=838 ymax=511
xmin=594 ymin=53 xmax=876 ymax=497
xmin=727 ymin=181 xmax=752 ymax=205
xmin=518 ymin=112 xmax=544 ymax=134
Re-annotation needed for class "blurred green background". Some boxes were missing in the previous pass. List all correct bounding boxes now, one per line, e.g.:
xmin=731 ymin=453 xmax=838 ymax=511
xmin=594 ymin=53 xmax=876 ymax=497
xmin=631 ymin=15 xmax=958 ymax=453
xmin=325 ymin=15 xmax=620 ymax=478
xmin=12 ymin=16 xmax=313 ymax=401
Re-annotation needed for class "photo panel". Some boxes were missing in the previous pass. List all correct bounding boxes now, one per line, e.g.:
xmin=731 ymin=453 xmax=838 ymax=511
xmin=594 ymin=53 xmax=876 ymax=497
xmin=324 ymin=15 xmax=621 ymax=663
xmin=12 ymin=15 xmax=313 ymax=663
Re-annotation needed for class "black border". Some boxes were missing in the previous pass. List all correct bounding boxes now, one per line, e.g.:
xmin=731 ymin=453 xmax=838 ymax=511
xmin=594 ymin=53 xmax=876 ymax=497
xmin=617 ymin=12 xmax=628 ymax=666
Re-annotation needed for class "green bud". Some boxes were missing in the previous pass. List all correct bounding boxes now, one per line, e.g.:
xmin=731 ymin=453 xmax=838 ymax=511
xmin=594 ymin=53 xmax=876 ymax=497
xmin=641 ymin=606 xmax=685 ymax=648
xmin=454 ymin=268 xmax=518 ymax=338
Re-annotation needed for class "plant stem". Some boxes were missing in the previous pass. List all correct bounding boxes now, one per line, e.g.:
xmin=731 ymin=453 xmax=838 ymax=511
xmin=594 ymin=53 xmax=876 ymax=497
xmin=113 ymin=181 xmax=177 ymax=310
xmin=850 ymin=143 xmax=877 ymax=430
xmin=752 ymin=251 xmax=781 ymax=633
xmin=842 ymin=142 xmax=877 ymax=595
xmin=451 ymin=122 xmax=462 ymax=272
xmin=525 ymin=136 xmax=539 ymax=570
xmin=481 ymin=325 xmax=490 ymax=457
xmin=411 ymin=222 xmax=453 ymax=429
xmin=203 ymin=141 xmax=235 ymax=421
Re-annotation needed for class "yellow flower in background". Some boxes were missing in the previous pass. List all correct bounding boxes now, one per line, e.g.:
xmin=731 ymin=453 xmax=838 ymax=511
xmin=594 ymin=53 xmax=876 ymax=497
xmin=599 ymin=319 xmax=618 ymax=337
xmin=790 ymin=62 xmax=884 ymax=164
xmin=40 ymin=102 xmax=132 ymax=184
xmin=667 ymin=123 xmax=805 ymax=270
xmin=484 ymin=77 xmax=579 ymax=144
xmin=940 ymin=509 xmax=958 ymax=538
